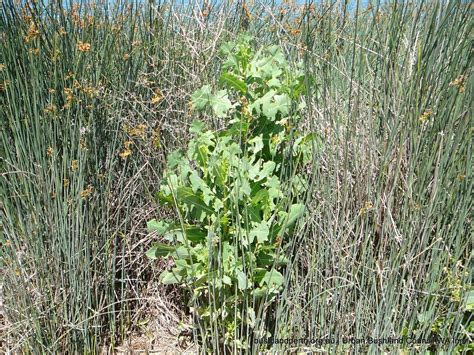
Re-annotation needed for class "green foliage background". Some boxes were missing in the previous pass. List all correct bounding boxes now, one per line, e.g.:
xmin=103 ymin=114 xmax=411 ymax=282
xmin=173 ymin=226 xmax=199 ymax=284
xmin=0 ymin=0 xmax=472 ymax=353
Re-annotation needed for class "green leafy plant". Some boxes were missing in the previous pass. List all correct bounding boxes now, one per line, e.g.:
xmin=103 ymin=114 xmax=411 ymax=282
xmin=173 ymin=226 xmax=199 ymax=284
xmin=146 ymin=35 xmax=313 ymax=351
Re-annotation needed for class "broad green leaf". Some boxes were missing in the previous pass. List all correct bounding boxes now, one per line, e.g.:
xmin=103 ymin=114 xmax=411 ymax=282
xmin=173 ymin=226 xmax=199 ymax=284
xmin=249 ymin=221 xmax=269 ymax=243
xmin=177 ymin=187 xmax=212 ymax=220
xmin=163 ymin=229 xmax=185 ymax=243
xmin=236 ymin=270 xmax=248 ymax=290
xmin=249 ymin=135 xmax=264 ymax=154
xmin=212 ymin=90 xmax=234 ymax=118
xmin=220 ymin=72 xmax=246 ymax=93
xmin=267 ymin=77 xmax=281 ymax=88
xmin=222 ymin=275 xmax=232 ymax=286
xmin=249 ymin=91 xmax=291 ymax=121
xmin=167 ymin=151 xmax=183 ymax=169
xmin=185 ymin=227 xmax=207 ymax=243
xmin=147 ymin=219 xmax=169 ymax=235
xmin=286 ymin=203 xmax=305 ymax=227
xmin=160 ymin=270 xmax=182 ymax=285
xmin=251 ymin=189 xmax=269 ymax=205
xmin=234 ymin=177 xmax=251 ymax=199
xmin=417 ymin=309 xmax=434 ymax=324
xmin=252 ymin=287 xmax=268 ymax=299
xmin=190 ymin=120 xmax=205 ymax=134
xmin=191 ymin=86 xmax=234 ymax=118
xmin=163 ymin=226 xmax=206 ymax=243
xmin=261 ymin=269 xmax=284 ymax=287
xmin=172 ymin=246 xmax=193 ymax=259
xmin=156 ymin=190 xmax=173 ymax=205
xmin=257 ymin=251 xmax=288 ymax=267
xmin=253 ymin=268 xmax=267 ymax=283
xmin=146 ymin=243 xmax=176 ymax=260
xmin=189 ymin=171 xmax=207 ymax=193
xmin=258 ymin=161 xmax=276 ymax=180
xmin=191 ymin=85 xmax=213 ymax=110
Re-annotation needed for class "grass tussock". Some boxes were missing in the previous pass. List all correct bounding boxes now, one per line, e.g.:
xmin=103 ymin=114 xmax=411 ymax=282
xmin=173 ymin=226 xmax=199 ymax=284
xmin=0 ymin=0 xmax=472 ymax=353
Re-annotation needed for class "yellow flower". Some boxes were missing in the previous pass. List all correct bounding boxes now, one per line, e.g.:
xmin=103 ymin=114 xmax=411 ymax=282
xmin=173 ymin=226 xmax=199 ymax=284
xmin=28 ymin=47 xmax=40 ymax=55
xmin=289 ymin=27 xmax=301 ymax=36
xmin=242 ymin=3 xmax=252 ymax=20
xmin=419 ymin=109 xmax=433 ymax=123
xmin=59 ymin=27 xmax=67 ymax=36
xmin=71 ymin=160 xmax=79 ymax=171
xmin=359 ymin=201 xmax=374 ymax=216
xmin=124 ymin=124 xmax=147 ymax=138
xmin=152 ymin=128 xmax=161 ymax=149
xmin=81 ymin=86 xmax=97 ymax=98
xmin=64 ymin=88 xmax=74 ymax=104
xmin=80 ymin=137 xmax=88 ymax=151
xmin=77 ymin=41 xmax=91 ymax=52
xmin=47 ymin=146 xmax=54 ymax=156
xmin=0 ymin=63 xmax=5 ymax=71
xmin=151 ymin=89 xmax=163 ymax=105
xmin=24 ymin=21 xmax=39 ymax=43
xmin=44 ymin=104 xmax=57 ymax=114
xmin=449 ymin=74 xmax=466 ymax=93
xmin=80 ymin=185 xmax=94 ymax=199
xmin=119 ymin=141 xmax=133 ymax=159
xmin=51 ymin=49 xmax=61 ymax=62
xmin=63 ymin=178 xmax=69 ymax=187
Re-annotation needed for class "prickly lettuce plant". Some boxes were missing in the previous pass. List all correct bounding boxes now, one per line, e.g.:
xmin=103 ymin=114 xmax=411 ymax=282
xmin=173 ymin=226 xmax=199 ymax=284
xmin=147 ymin=35 xmax=313 ymax=351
